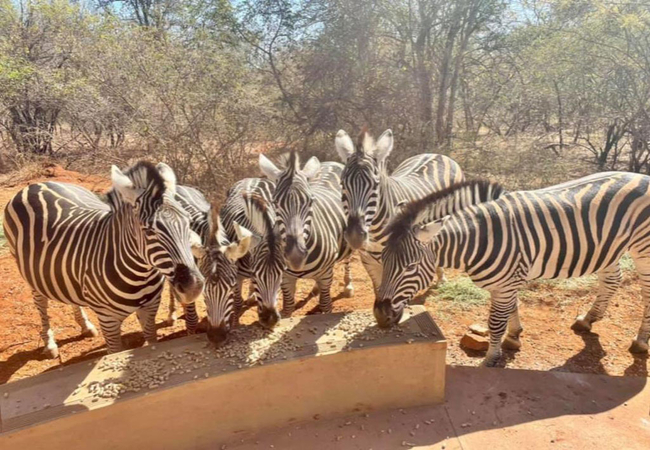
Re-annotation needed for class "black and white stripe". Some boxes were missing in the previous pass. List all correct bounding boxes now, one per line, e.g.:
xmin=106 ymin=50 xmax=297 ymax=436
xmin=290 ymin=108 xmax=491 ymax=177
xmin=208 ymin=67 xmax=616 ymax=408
xmin=376 ymin=172 xmax=650 ymax=366
xmin=3 ymin=161 xmax=204 ymax=357
xmin=166 ymin=184 xmax=212 ymax=332
xmin=196 ymin=177 xmax=275 ymax=344
xmin=335 ymin=129 xmax=464 ymax=292
xmin=259 ymin=152 xmax=353 ymax=314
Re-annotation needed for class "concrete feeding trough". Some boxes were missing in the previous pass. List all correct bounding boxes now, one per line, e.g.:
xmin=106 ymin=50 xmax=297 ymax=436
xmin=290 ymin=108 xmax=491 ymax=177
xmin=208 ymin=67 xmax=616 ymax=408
xmin=0 ymin=306 xmax=446 ymax=449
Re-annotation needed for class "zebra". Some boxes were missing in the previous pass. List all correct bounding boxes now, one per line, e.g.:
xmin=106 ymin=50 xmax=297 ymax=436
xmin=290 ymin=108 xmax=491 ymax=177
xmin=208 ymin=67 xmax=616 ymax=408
xmin=196 ymin=177 xmax=276 ymax=344
xmin=166 ymin=184 xmax=212 ymax=333
xmin=3 ymin=161 xmax=205 ymax=357
xmin=374 ymin=172 xmax=650 ymax=367
xmin=335 ymin=129 xmax=464 ymax=292
xmin=259 ymin=151 xmax=353 ymax=314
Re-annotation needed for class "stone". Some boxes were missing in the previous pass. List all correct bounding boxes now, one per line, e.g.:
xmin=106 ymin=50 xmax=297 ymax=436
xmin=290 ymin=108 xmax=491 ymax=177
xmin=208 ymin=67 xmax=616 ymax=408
xmin=469 ymin=324 xmax=489 ymax=337
xmin=460 ymin=333 xmax=489 ymax=351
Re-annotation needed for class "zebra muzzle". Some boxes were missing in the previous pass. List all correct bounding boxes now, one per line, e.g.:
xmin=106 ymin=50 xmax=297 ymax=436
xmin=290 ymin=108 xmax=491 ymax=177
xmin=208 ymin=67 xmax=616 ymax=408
xmin=259 ymin=306 xmax=281 ymax=329
xmin=344 ymin=216 xmax=368 ymax=250
xmin=207 ymin=324 xmax=230 ymax=346
xmin=373 ymin=299 xmax=403 ymax=328
xmin=284 ymin=235 xmax=307 ymax=270
xmin=172 ymin=264 xmax=205 ymax=304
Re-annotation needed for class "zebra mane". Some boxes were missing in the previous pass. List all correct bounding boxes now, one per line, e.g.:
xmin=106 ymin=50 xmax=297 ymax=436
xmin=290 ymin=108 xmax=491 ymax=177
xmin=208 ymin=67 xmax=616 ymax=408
xmin=243 ymin=193 xmax=278 ymax=260
xmin=386 ymin=179 xmax=506 ymax=246
xmin=123 ymin=161 xmax=168 ymax=193
xmin=356 ymin=126 xmax=373 ymax=157
xmin=107 ymin=161 xmax=170 ymax=207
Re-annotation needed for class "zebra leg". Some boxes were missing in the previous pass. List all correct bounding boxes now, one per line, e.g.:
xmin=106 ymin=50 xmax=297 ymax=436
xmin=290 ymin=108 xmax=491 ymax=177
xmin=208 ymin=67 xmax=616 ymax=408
xmin=136 ymin=303 xmax=159 ymax=345
xmin=571 ymin=263 xmax=622 ymax=332
xmin=97 ymin=315 xmax=124 ymax=354
xmin=435 ymin=268 xmax=448 ymax=287
xmin=360 ymin=251 xmax=382 ymax=295
xmin=72 ymin=305 xmax=99 ymax=338
xmin=316 ymin=270 xmax=335 ymax=314
xmin=502 ymin=306 xmax=523 ymax=350
xmin=343 ymin=257 xmax=354 ymax=298
xmin=166 ymin=284 xmax=178 ymax=325
xmin=281 ymin=275 xmax=298 ymax=317
xmin=482 ymin=288 xmax=520 ymax=368
xmin=244 ymin=278 xmax=257 ymax=309
xmin=309 ymin=283 xmax=320 ymax=298
xmin=233 ymin=277 xmax=245 ymax=322
xmin=33 ymin=292 xmax=59 ymax=359
xmin=630 ymin=257 xmax=650 ymax=353
xmin=182 ymin=302 xmax=199 ymax=335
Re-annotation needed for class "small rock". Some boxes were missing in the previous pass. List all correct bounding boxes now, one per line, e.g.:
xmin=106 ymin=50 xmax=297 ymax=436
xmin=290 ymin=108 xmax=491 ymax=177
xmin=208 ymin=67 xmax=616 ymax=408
xmin=461 ymin=422 xmax=471 ymax=428
xmin=469 ymin=324 xmax=489 ymax=336
xmin=460 ymin=333 xmax=489 ymax=351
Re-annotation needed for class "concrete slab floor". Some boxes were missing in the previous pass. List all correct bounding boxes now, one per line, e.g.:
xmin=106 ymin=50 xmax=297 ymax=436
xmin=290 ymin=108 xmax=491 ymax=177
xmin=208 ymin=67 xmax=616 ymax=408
xmin=221 ymin=366 xmax=650 ymax=450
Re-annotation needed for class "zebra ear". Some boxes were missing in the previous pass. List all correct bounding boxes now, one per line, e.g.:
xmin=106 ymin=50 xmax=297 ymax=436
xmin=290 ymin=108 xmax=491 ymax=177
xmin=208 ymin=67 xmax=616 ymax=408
xmin=189 ymin=230 xmax=206 ymax=259
xmin=156 ymin=162 xmax=177 ymax=195
xmin=111 ymin=165 xmax=143 ymax=205
xmin=335 ymin=130 xmax=355 ymax=162
xmin=374 ymin=129 xmax=393 ymax=163
xmin=224 ymin=221 xmax=261 ymax=262
xmin=259 ymin=154 xmax=283 ymax=182
xmin=414 ymin=218 xmax=445 ymax=244
xmin=302 ymin=156 xmax=321 ymax=180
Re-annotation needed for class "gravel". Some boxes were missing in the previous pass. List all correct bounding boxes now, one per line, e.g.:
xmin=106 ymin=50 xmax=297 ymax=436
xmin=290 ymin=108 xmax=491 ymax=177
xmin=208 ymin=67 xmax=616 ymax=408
xmin=77 ymin=310 xmax=429 ymax=402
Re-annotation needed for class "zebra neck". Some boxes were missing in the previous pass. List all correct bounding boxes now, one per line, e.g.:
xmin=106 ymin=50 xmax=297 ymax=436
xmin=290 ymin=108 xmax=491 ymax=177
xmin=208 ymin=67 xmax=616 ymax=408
xmin=104 ymin=196 xmax=152 ymax=272
xmin=419 ymin=183 xmax=499 ymax=223
xmin=370 ymin=171 xmax=396 ymax=236
xmin=433 ymin=224 xmax=464 ymax=271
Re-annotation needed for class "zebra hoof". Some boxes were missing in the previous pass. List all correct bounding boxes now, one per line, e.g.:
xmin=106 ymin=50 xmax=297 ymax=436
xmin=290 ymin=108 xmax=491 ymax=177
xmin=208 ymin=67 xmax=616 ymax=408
xmin=628 ymin=340 xmax=649 ymax=354
xmin=501 ymin=336 xmax=522 ymax=350
xmin=571 ymin=316 xmax=592 ymax=333
xmin=343 ymin=287 xmax=354 ymax=298
xmin=186 ymin=327 xmax=197 ymax=336
xmin=43 ymin=346 xmax=59 ymax=360
xmin=479 ymin=357 xmax=499 ymax=368
xmin=81 ymin=326 xmax=99 ymax=338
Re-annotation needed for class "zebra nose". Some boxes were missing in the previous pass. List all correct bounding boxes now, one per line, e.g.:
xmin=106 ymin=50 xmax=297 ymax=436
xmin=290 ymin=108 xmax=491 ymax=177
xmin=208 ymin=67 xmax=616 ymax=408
xmin=207 ymin=323 xmax=229 ymax=346
xmin=259 ymin=307 xmax=280 ymax=329
xmin=173 ymin=265 xmax=204 ymax=303
xmin=374 ymin=300 xmax=397 ymax=328
xmin=344 ymin=226 xmax=368 ymax=250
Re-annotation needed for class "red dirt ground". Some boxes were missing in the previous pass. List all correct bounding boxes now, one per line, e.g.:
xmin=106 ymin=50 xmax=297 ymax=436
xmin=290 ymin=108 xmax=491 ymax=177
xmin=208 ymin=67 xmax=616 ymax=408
xmin=0 ymin=165 xmax=648 ymax=384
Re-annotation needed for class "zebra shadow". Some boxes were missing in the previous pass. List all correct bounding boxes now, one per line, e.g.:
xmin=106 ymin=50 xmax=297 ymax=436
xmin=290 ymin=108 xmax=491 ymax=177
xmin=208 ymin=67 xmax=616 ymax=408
xmin=550 ymin=331 xmax=608 ymax=375
xmin=294 ymin=290 xmax=352 ymax=315
xmin=0 ymin=318 xmax=194 ymax=384
xmin=550 ymin=330 xmax=648 ymax=377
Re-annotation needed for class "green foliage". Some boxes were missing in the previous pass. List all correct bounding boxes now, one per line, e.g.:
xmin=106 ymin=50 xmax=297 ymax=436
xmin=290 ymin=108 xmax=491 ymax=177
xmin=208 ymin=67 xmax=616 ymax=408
xmin=430 ymin=276 xmax=490 ymax=309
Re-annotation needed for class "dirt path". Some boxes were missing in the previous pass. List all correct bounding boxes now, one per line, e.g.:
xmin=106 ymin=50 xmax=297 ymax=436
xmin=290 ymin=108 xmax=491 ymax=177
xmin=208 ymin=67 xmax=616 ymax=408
xmin=0 ymin=165 xmax=648 ymax=384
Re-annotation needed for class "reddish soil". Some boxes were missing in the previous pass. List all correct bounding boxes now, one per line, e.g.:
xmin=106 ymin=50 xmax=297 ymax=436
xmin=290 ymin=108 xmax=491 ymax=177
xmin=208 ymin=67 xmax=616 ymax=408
xmin=0 ymin=165 xmax=648 ymax=384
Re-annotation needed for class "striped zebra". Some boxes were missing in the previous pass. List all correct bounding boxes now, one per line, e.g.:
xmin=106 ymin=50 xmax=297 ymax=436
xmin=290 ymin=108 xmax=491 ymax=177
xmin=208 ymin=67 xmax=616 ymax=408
xmin=166 ymin=184 xmax=212 ymax=333
xmin=259 ymin=152 xmax=353 ymax=314
xmin=375 ymin=172 xmax=650 ymax=367
xmin=197 ymin=172 xmax=353 ymax=344
xmin=335 ymin=129 xmax=464 ymax=292
xmin=197 ymin=177 xmax=275 ymax=344
xmin=3 ymin=161 xmax=205 ymax=357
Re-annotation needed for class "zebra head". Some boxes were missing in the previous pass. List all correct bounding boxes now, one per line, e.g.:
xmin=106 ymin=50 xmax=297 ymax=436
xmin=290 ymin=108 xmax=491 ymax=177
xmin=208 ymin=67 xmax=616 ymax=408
xmin=336 ymin=129 xmax=393 ymax=250
xmin=242 ymin=193 xmax=284 ymax=329
xmin=375 ymin=214 xmax=446 ymax=328
xmin=259 ymin=151 xmax=321 ymax=271
xmin=200 ymin=209 xmax=255 ymax=345
xmin=110 ymin=161 xmax=205 ymax=305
